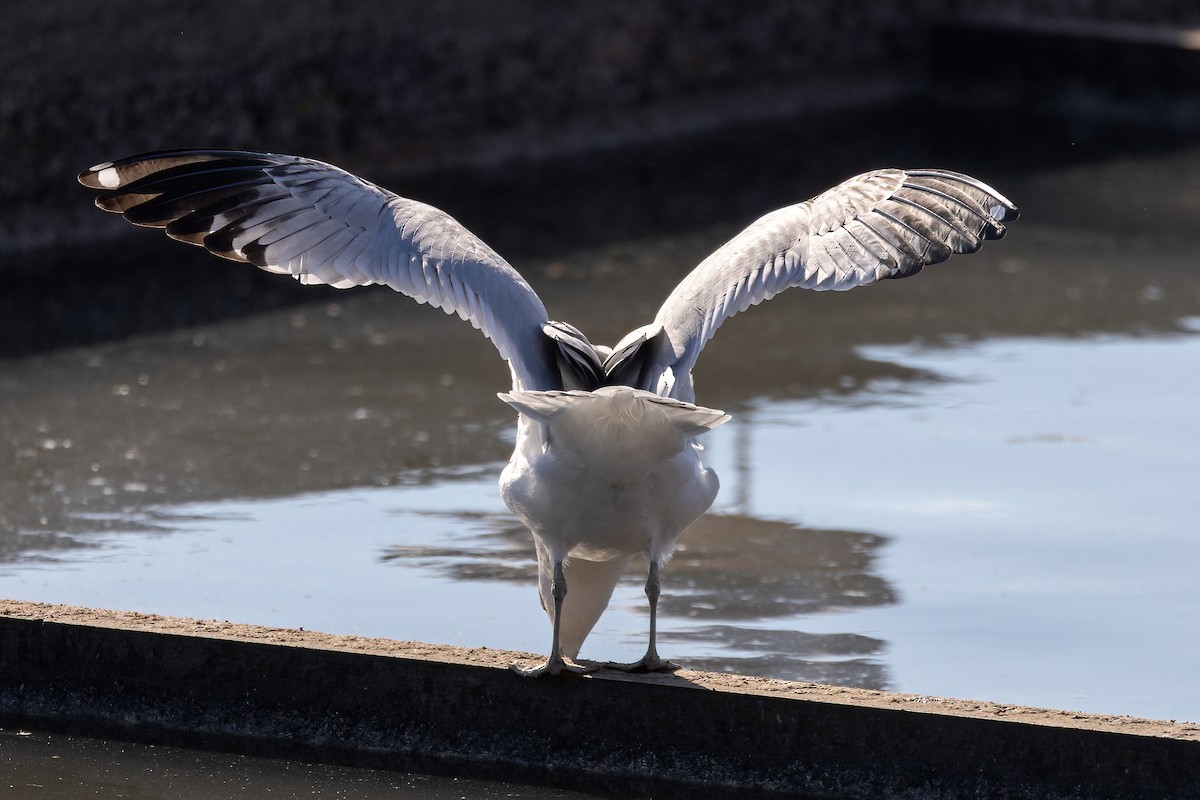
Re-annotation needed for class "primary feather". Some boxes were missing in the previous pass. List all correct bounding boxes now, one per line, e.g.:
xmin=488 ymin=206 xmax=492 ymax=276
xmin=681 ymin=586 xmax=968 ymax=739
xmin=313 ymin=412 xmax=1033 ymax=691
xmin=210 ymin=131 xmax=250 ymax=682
xmin=80 ymin=149 xmax=556 ymax=391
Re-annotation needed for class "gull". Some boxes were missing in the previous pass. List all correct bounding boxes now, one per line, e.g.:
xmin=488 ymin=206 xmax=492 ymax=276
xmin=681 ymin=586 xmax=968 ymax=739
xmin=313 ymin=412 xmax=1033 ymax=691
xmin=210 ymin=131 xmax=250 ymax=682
xmin=79 ymin=150 xmax=1018 ymax=677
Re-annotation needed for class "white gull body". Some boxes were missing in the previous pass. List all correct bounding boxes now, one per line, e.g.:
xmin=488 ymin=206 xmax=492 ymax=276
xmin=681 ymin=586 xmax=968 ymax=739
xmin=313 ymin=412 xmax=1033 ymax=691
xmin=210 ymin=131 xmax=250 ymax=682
xmin=80 ymin=150 xmax=1018 ymax=676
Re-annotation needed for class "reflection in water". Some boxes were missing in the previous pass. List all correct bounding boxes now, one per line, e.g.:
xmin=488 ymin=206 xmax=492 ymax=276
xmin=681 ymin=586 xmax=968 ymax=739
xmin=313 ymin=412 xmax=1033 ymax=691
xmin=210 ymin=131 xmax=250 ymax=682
xmin=660 ymin=513 xmax=892 ymax=687
xmin=661 ymin=627 xmax=887 ymax=688
xmin=380 ymin=510 xmax=897 ymax=688
xmin=662 ymin=515 xmax=895 ymax=620
xmin=382 ymin=514 xmax=536 ymax=584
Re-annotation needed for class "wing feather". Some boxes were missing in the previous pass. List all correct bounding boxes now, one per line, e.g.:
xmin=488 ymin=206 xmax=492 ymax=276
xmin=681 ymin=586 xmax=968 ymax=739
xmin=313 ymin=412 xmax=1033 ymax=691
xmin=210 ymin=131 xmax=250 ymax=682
xmin=648 ymin=168 xmax=1018 ymax=401
xmin=80 ymin=149 xmax=555 ymax=390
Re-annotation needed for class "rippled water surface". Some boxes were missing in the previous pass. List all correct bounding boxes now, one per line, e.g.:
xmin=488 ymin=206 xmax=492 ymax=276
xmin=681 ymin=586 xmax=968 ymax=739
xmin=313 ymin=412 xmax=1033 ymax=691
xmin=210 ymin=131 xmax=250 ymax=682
xmin=4 ymin=117 xmax=1200 ymax=727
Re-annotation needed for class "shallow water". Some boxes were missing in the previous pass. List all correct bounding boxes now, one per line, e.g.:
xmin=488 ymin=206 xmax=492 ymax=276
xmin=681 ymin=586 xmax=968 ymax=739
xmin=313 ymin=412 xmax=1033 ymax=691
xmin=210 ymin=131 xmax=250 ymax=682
xmin=0 ymin=728 xmax=596 ymax=799
xmin=3 ymin=118 xmax=1200 ymax=726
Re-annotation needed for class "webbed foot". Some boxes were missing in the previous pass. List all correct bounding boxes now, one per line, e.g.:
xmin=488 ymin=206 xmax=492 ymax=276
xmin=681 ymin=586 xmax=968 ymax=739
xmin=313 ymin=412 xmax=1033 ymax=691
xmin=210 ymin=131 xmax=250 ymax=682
xmin=604 ymin=655 xmax=680 ymax=673
xmin=510 ymin=654 xmax=596 ymax=678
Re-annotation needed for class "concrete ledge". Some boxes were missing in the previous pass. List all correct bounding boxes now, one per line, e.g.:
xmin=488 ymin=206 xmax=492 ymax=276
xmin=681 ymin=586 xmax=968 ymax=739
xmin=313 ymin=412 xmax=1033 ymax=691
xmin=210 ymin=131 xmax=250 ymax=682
xmin=2 ymin=600 xmax=1197 ymax=799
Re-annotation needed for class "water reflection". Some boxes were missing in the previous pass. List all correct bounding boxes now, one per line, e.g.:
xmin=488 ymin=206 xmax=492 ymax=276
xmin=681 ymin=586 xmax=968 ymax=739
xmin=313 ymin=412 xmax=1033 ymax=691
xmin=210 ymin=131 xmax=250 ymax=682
xmin=660 ymin=627 xmax=887 ymax=687
xmin=655 ymin=514 xmax=894 ymax=687
xmin=381 ymin=513 xmax=895 ymax=619
xmin=382 ymin=513 xmax=536 ymax=583
xmin=664 ymin=514 xmax=895 ymax=619
xmin=380 ymin=509 xmax=897 ymax=687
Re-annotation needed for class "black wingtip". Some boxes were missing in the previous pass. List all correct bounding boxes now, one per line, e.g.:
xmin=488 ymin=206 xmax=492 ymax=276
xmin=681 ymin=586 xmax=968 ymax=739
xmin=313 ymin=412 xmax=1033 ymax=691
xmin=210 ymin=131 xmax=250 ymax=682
xmin=78 ymin=149 xmax=285 ymax=192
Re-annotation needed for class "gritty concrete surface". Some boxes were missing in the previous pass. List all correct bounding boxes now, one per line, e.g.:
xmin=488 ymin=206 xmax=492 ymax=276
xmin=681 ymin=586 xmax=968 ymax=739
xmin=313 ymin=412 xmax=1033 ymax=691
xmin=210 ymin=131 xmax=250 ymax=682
xmin=2 ymin=600 xmax=1198 ymax=799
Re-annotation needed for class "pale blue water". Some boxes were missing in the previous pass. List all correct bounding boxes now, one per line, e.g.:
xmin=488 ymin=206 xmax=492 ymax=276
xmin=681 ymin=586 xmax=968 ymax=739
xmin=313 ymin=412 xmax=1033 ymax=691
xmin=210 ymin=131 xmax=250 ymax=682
xmin=5 ymin=330 xmax=1198 ymax=722
xmin=718 ymin=332 xmax=1200 ymax=721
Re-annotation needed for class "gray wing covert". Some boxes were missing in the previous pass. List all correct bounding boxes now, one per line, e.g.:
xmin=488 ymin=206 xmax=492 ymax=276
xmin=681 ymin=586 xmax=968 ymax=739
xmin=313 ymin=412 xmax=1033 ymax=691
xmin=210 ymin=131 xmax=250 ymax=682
xmin=80 ymin=149 xmax=556 ymax=389
xmin=648 ymin=168 xmax=1019 ymax=401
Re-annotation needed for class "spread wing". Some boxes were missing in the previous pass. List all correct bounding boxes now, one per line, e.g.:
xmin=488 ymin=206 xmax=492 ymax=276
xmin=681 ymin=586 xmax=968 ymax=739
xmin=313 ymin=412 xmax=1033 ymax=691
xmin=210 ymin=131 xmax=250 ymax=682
xmin=648 ymin=168 xmax=1019 ymax=400
xmin=79 ymin=149 xmax=556 ymax=390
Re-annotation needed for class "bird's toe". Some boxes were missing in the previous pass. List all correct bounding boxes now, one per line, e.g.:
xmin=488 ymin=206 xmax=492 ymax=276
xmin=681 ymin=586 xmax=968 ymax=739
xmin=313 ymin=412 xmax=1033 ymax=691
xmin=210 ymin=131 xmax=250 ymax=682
xmin=509 ymin=657 xmax=595 ymax=678
xmin=604 ymin=656 xmax=680 ymax=674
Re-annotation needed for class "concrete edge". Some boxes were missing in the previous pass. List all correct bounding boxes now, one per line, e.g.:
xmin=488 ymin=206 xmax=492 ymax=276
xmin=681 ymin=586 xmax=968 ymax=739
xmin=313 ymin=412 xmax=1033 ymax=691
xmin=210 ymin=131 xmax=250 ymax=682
xmin=2 ymin=600 xmax=1198 ymax=799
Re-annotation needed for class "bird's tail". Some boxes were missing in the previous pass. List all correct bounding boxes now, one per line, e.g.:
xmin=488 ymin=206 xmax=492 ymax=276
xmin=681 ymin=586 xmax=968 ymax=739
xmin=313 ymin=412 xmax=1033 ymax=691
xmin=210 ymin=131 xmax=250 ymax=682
xmin=499 ymin=385 xmax=729 ymax=465
xmin=500 ymin=386 xmax=729 ymax=434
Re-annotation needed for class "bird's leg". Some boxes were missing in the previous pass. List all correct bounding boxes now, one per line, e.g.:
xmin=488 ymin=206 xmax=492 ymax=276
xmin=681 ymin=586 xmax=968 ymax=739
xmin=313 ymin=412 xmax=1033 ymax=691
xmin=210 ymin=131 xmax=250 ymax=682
xmin=606 ymin=560 xmax=680 ymax=673
xmin=511 ymin=559 xmax=593 ymax=677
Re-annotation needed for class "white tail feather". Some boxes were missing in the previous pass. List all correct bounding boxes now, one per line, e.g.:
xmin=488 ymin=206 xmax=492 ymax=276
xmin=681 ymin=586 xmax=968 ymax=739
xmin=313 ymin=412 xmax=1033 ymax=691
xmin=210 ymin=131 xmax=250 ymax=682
xmin=498 ymin=386 xmax=729 ymax=434
xmin=498 ymin=386 xmax=730 ymax=470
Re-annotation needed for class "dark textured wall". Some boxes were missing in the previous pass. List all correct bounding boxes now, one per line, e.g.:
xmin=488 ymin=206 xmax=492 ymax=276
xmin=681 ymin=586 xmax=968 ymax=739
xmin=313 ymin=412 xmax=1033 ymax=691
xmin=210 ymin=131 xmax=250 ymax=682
xmin=2 ymin=0 xmax=1197 ymax=253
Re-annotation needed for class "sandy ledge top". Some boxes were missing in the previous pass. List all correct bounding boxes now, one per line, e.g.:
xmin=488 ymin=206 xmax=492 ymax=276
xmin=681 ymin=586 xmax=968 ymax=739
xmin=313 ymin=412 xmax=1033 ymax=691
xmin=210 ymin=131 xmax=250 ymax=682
xmin=3 ymin=598 xmax=1197 ymax=742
